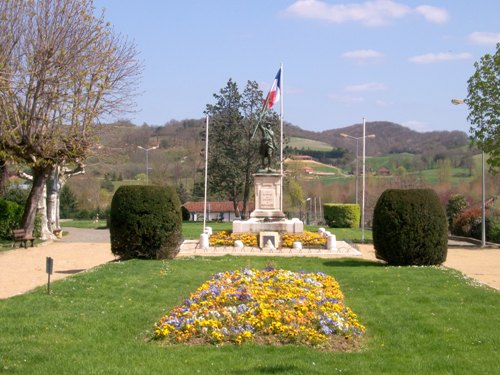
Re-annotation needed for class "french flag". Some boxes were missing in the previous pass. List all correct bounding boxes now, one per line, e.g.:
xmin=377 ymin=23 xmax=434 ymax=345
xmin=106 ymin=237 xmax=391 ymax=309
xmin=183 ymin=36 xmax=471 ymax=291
xmin=263 ymin=68 xmax=281 ymax=111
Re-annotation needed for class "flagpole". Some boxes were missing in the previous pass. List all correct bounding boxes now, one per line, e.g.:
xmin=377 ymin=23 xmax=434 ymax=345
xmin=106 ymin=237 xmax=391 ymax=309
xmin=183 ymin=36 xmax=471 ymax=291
xmin=203 ymin=115 xmax=209 ymax=233
xmin=280 ymin=63 xmax=284 ymax=212
xmin=361 ymin=117 xmax=366 ymax=244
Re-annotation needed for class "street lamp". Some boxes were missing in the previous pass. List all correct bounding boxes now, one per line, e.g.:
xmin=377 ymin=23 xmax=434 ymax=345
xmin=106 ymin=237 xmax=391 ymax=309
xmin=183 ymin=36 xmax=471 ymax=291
xmin=341 ymin=119 xmax=374 ymax=243
xmin=305 ymin=197 xmax=311 ymax=225
xmin=341 ymin=132 xmax=375 ymax=205
xmin=137 ymin=145 xmax=158 ymax=185
xmin=451 ymin=98 xmax=486 ymax=247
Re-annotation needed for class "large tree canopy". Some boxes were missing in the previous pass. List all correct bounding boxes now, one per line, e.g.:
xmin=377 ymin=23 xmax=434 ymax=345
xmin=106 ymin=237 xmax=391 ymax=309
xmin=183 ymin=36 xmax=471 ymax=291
xmin=466 ymin=42 xmax=500 ymax=173
xmin=205 ymin=79 xmax=279 ymax=218
xmin=0 ymin=0 xmax=141 ymax=234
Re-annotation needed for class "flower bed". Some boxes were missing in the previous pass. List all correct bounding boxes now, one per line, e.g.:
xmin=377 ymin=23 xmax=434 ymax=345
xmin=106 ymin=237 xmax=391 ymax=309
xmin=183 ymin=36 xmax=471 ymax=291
xmin=209 ymin=231 xmax=258 ymax=247
xmin=209 ymin=230 xmax=327 ymax=248
xmin=154 ymin=268 xmax=365 ymax=349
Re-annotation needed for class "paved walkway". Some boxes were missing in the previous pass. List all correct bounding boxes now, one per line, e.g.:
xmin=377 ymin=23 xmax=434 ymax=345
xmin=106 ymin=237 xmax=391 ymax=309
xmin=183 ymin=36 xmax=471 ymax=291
xmin=1 ymin=228 xmax=499 ymax=299
xmin=0 ymin=228 xmax=116 ymax=299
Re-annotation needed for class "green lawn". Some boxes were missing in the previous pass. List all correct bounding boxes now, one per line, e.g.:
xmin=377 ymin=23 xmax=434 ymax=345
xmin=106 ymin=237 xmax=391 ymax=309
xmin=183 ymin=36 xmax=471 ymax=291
xmin=60 ymin=220 xmax=106 ymax=229
xmin=288 ymin=137 xmax=333 ymax=151
xmin=1 ymin=256 xmax=498 ymax=374
xmin=182 ymin=222 xmax=373 ymax=243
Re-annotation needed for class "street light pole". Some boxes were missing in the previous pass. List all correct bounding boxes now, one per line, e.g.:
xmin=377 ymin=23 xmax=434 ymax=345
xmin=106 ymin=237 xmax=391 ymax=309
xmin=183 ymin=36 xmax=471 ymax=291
xmin=481 ymin=151 xmax=486 ymax=247
xmin=305 ymin=197 xmax=311 ymax=225
xmin=137 ymin=146 xmax=158 ymax=185
xmin=341 ymin=132 xmax=375 ymax=205
xmin=361 ymin=117 xmax=366 ymax=243
xmin=341 ymin=123 xmax=375 ymax=242
xmin=451 ymin=98 xmax=486 ymax=247
xmin=355 ymin=139 xmax=359 ymax=205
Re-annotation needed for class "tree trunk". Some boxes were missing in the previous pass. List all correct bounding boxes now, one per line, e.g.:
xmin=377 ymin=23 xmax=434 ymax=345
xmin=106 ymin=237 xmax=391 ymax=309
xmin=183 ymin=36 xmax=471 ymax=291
xmin=38 ymin=184 xmax=56 ymax=240
xmin=242 ymin=170 xmax=251 ymax=219
xmin=21 ymin=165 xmax=53 ymax=237
xmin=46 ymin=167 xmax=59 ymax=232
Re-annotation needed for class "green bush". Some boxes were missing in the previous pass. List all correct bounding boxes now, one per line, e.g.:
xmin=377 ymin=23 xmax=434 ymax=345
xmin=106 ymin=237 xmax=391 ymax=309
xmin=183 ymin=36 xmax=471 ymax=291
xmin=446 ymin=194 xmax=468 ymax=228
xmin=323 ymin=203 xmax=360 ymax=228
xmin=452 ymin=210 xmax=500 ymax=244
xmin=487 ymin=217 xmax=500 ymax=244
xmin=109 ymin=185 xmax=182 ymax=259
xmin=74 ymin=209 xmax=93 ymax=220
xmin=3 ymin=188 xmax=29 ymax=206
xmin=372 ymin=189 xmax=447 ymax=266
xmin=0 ymin=199 xmax=23 ymax=240
xmin=450 ymin=208 xmax=481 ymax=238
xmin=181 ymin=206 xmax=190 ymax=221
xmin=59 ymin=184 xmax=78 ymax=218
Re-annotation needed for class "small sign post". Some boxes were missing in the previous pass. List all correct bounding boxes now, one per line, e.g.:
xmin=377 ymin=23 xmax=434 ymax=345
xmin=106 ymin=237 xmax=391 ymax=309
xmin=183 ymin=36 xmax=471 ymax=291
xmin=46 ymin=257 xmax=54 ymax=294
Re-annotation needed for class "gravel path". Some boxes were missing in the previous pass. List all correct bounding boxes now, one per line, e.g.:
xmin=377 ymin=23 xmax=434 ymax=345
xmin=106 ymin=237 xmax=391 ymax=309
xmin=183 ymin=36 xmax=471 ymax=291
xmin=57 ymin=227 xmax=110 ymax=243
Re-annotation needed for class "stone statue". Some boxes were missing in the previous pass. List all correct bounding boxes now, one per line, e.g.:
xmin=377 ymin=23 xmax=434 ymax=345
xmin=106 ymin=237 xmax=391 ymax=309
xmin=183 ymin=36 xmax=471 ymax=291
xmin=258 ymin=121 xmax=277 ymax=171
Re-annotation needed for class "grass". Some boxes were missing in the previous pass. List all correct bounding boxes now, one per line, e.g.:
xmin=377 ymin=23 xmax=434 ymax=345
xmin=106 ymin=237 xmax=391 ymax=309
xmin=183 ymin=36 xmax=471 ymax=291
xmin=1 ymin=256 xmax=498 ymax=374
xmin=288 ymin=137 xmax=333 ymax=151
xmin=57 ymin=221 xmax=373 ymax=244
xmin=60 ymin=220 xmax=106 ymax=229
xmin=182 ymin=222 xmax=373 ymax=243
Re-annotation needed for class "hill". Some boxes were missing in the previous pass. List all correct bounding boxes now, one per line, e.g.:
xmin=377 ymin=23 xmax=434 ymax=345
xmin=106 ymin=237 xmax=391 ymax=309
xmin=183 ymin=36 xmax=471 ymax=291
xmin=318 ymin=121 xmax=469 ymax=157
xmin=142 ymin=119 xmax=470 ymax=158
xmin=88 ymin=119 xmax=474 ymax=180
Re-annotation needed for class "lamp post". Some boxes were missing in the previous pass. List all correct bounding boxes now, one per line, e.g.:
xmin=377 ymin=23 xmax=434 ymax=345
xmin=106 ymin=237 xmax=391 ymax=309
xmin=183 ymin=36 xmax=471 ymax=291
xmin=305 ymin=197 xmax=311 ymax=225
xmin=342 ymin=120 xmax=374 ymax=242
xmin=341 ymin=132 xmax=375 ymax=205
xmin=137 ymin=145 xmax=158 ymax=185
xmin=451 ymin=99 xmax=486 ymax=247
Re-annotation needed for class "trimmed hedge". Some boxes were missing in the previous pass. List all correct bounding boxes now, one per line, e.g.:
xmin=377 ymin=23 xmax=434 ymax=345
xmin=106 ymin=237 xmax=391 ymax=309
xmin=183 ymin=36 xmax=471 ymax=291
xmin=0 ymin=199 xmax=23 ymax=240
xmin=109 ymin=185 xmax=182 ymax=259
xmin=372 ymin=189 xmax=447 ymax=266
xmin=323 ymin=203 xmax=360 ymax=228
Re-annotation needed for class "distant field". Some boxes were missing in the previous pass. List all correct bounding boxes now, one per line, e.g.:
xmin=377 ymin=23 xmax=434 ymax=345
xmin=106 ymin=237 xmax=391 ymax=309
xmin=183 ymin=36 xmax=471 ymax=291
xmin=364 ymin=153 xmax=418 ymax=171
xmin=285 ymin=159 xmax=345 ymax=177
xmin=288 ymin=137 xmax=333 ymax=151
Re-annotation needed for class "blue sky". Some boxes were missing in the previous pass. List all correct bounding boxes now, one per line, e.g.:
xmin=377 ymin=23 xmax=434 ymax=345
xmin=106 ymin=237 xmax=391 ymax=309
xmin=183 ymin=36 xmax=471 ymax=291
xmin=94 ymin=0 xmax=500 ymax=134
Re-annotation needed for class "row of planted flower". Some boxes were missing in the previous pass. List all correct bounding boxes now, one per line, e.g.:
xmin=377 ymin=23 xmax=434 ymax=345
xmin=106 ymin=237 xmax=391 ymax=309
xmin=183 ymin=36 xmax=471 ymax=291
xmin=154 ymin=267 xmax=365 ymax=348
xmin=209 ymin=230 xmax=328 ymax=248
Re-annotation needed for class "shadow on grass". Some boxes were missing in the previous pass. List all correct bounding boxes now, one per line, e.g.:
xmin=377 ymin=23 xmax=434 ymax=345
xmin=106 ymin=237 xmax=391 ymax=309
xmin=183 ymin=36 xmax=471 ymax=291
xmin=232 ymin=365 xmax=300 ymax=374
xmin=323 ymin=258 xmax=386 ymax=268
xmin=56 ymin=269 xmax=86 ymax=274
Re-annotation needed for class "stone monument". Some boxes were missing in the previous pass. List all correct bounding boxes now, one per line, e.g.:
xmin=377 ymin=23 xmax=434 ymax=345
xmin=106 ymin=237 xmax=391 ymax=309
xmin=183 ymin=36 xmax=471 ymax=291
xmin=232 ymin=120 xmax=303 ymax=238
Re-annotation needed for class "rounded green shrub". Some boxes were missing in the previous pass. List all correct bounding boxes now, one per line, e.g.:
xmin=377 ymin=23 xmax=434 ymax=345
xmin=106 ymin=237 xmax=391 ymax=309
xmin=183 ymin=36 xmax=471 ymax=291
xmin=323 ymin=203 xmax=360 ymax=228
xmin=109 ymin=185 xmax=182 ymax=259
xmin=372 ymin=189 xmax=447 ymax=266
xmin=0 ymin=199 xmax=23 ymax=240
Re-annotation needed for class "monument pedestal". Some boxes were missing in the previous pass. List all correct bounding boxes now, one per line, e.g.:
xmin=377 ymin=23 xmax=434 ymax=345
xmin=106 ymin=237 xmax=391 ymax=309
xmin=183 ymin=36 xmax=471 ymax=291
xmin=250 ymin=172 xmax=285 ymax=220
xmin=232 ymin=172 xmax=303 ymax=235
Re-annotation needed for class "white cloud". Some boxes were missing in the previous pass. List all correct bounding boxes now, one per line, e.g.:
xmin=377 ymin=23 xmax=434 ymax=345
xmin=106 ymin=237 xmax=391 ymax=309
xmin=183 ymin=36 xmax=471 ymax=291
xmin=329 ymin=94 xmax=365 ymax=104
xmin=415 ymin=5 xmax=449 ymax=24
xmin=468 ymin=31 xmax=500 ymax=45
xmin=408 ymin=52 xmax=472 ymax=64
xmin=345 ymin=82 xmax=386 ymax=92
xmin=341 ymin=49 xmax=383 ymax=59
xmin=285 ymin=0 xmax=448 ymax=27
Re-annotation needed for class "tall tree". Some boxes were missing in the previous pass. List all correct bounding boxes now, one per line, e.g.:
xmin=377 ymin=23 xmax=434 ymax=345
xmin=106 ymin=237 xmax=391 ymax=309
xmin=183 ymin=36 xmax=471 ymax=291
xmin=205 ymin=79 xmax=279 ymax=218
xmin=466 ymin=42 xmax=500 ymax=173
xmin=0 ymin=0 xmax=141 ymax=235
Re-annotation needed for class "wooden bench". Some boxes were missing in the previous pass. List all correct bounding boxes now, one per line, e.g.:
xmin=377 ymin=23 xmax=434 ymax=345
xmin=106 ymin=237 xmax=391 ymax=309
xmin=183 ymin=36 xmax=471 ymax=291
xmin=12 ymin=229 xmax=35 ymax=249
